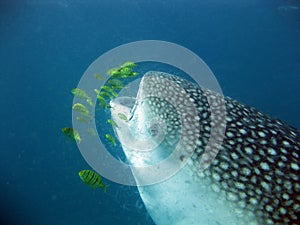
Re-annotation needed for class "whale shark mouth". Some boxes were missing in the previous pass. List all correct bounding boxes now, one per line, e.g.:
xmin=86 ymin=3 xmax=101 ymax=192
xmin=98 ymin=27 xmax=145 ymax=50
xmin=110 ymin=71 xmax=300 ymax=225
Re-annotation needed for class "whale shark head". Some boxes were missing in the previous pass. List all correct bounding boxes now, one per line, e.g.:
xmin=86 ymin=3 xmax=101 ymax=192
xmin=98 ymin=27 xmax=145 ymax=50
xmin=110 ymin=71 xmax=300 ymax=225
xmin=110 ymin=71 xmax=202 ymax=185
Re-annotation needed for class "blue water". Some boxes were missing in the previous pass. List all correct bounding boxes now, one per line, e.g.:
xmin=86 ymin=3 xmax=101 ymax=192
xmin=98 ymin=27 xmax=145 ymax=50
xmin=1 ymin=0 xmax=299 ymax=224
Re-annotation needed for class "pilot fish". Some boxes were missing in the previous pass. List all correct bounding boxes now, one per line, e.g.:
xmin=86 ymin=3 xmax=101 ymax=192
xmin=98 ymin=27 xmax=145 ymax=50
xmin=78 ymin=170 xmax=108 ymax=192
xmin=110 ymin=71 xmax=300 ymax=225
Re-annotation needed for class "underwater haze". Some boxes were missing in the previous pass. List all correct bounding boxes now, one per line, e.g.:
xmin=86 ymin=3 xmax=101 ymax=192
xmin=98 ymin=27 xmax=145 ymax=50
xmin=1 ymin=0 xmax=300 ymax=224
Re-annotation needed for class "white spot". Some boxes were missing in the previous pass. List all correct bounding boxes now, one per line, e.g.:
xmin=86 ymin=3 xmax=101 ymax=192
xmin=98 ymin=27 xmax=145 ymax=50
xmin=283 ymin=140 xmax=291 ymax=147
xmin=239 ymin=192 xmax=247 ymax=199
xmin=259 ymin=140 xmax=267 ymax=145
xmin=231 ymin=170 xmax=238 ymax=178
xmin=291 ymin=162 xmax=299 ymax=170
xmin=255 ymin=189 xmax=262 ymax=195
xmin=187 ymin=130 xmax=194 ymax=135
xmin=237 ymin=138 xmax=243 ymax=143
xmin=196 ymin=139 xmax=202 ymax=146
xmin=271 ymin=137 xmax=277 ymax=145
xmin=258 ymin=131 xmax=266 ymax=138
xmin=249 ymin=197 xmax=258 ymax=205
xmin=240 ymin=129 xmax=247 ymax=135
xmin=251 ymin=176 xmax=257 ymax=183
xmin=236 ymin=121 xmax=243 ymax=126
xmin=241 ymin=167 xmax=251 ymax=176
xmin=245 ymin=147 xmax=253 ymax=154
xmin=226 ymin=117 xmax=232 ymax=122
xmin=220 ymin=162 xmax=229 ymax=170
xmin=267 ymin=148 xmax=277 ymax=155
xmin=228 ymin=140 xmax=235 ymax=146
xmin=261 ymin=181 xmax=271 ymax=192
xmin=276 ymin=178 xmax=283 ymax=184
xmin=275 ymin=185 xmax=282 ymax=192
xmin=212 ymin=173 xmax=221 ymax=181
xmin=204 ymin=125 xmax=210 ymax=132
xmin=283 ymin=181 xmax=292 ymax=189
xmin=258 ymin=149 xmax=266 ymax=156
xmin=250 ymin=130 xmax=257 ymax=138
xmin=292 ymin=152 xmax=299 ymax=158
xmin=280 ymin=148 xmax=288 ymax=154
xmin=253 ymin=155 xmax=261 ymax=162
xmin=265 ymin=205 xmax=273 ymax=212
xmin=260 ymin=162 xmax=270 ymax=171
xmin=231 ymin=152 xmax=239 ymax=160
xmin=264 ymin=175 xmax=272 ymax=181
xmin=226 ymin=131 xmax=234 ymax=138
xmin=282 ymin=193 xmax=290 ymax=200
xmin=227 ymin=192 xmax=238 ymax=201
xmin=235 ymin=182 xmax=245 ymax=190
xmin=223 ymin=173 xmax=230 ymax=179
xmin=281 ymin=155 xmax=288 ymax=162
xmin=254 ymin=167 xmax=261 ymax=175
xmin=279 ymin=207 xmax=287 ymax=215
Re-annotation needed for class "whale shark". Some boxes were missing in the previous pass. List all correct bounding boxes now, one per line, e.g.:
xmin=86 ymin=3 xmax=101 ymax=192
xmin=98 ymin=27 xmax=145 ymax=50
xmin=110 ymin=71 xmax=300 ymax=225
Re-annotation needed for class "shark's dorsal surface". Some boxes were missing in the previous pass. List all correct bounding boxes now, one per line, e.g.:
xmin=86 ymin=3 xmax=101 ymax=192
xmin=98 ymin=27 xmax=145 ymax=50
xmin=110 ymin=71 xmax=300 ymax=225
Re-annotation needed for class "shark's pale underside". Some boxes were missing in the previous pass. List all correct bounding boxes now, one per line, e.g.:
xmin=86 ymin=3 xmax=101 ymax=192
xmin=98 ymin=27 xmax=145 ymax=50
xmin=110 ymin=71 xmax=300 ymax=225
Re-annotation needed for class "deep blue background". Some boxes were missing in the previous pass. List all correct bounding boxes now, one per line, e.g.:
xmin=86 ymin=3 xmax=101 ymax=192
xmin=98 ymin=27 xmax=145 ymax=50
xmin=1 ymin=0 xmax=299 ymax=224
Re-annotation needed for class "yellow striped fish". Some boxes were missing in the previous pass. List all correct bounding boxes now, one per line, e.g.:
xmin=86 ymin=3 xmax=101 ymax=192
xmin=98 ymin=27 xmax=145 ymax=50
xmin=78 ymin=170 xmax=108 ymax=192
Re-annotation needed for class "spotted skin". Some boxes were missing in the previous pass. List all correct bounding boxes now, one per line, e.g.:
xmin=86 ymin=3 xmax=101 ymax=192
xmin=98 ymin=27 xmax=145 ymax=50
xmin=113 ymin=71 xmax=300 ymax=225
xmin=201 ymin=91 xmax=300 ymax=225
xmin=182 ymin=72 xmax=298 ymax=224
xmin=146 ymin=72 xmax=300 ymax=224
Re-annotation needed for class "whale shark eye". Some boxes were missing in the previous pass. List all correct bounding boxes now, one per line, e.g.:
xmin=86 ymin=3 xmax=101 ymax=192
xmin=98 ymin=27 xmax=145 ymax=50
xmin=149 ymin=123 xmax=159 ymax=136
xmin=147 ymin=118 xmax=166 ymax=138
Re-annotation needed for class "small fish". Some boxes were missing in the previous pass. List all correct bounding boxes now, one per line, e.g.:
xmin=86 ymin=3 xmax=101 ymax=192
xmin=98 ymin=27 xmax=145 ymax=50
xmin=101 ymin=85 xmax=118 ymax=97
xmin=72 ymin=103 xmax=90 ymax=117
xmin=107 ymin=79 xmax=124 ymax=90
xmin=61 ymin=127 xmax=81 ymax=143
xmin=119 ymin=66 xmax=132 ymax=74
xmin=105 ymin=133 xmax=117 ymax=146
xmin=76 ymin=116 xmax=88 ymax=123
xmin=107 ymin=62 xmax=139 ymax=78
xmin=116 ymin=70 xmax=139 ymax=78
xmin=94 ymin=92 xmax=110 ymax=108
xmin=118 ymin=113 xmax=128 ymax=121
xmin=87 ymin=128 xmax=96 ymax=136
xmin=101 ymin=85 xmax=113 ymax=92
xmin=121 ymin=61 xmax=137 ymax=68
xmin=94 ymin=74 xmax=104 ymax=80
xmin=71 ymin=88 xmax=90 ymax=100
xmin=107 ymin=119 xmax=119 ymax=128
xmin=78 ymin=170 xmax=108 ymax=192
xmin=98 ymin=98 xmax=109 ymax=108
xmin=99 ymin=91 xmax=114 ymax=100
xmin=95 ymin=88 xmax=113 ymax=99
xmin=107 ymin=67 xmax=120 ymax=76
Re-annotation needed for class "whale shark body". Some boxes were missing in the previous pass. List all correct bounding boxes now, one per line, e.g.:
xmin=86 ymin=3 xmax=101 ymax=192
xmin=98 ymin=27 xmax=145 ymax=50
xmin=110 ymin=71 xmax=300 ymax=225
